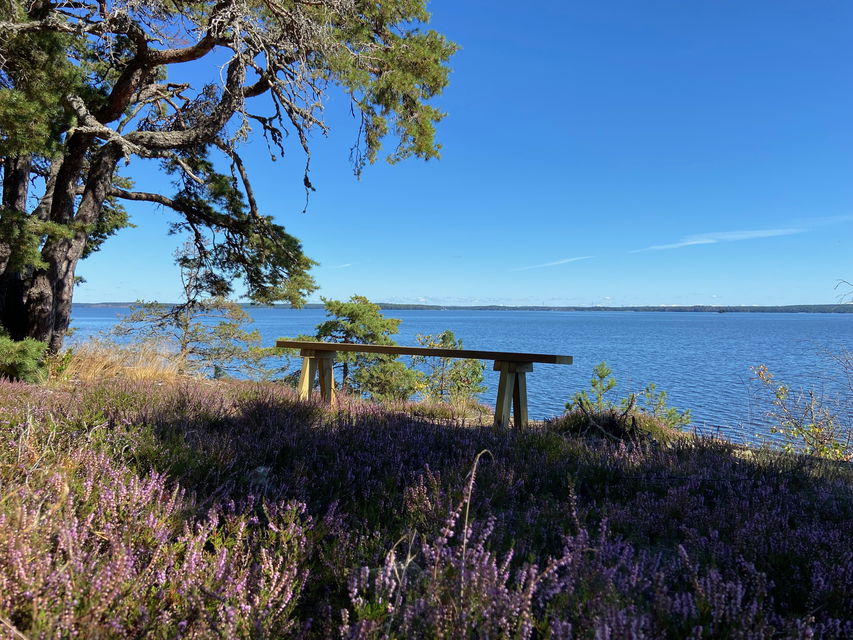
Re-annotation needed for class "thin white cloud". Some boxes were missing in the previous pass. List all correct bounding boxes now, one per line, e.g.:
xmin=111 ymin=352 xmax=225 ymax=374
xmin=513 ymin=256 xmax=593 ymax=271
xmin=632 ymin=228 xmax=802 ymax=253
xmin=792 ymin=213 xmax=853 ymax=226
xmin=325 ymin=263 xmax=353 ymax=269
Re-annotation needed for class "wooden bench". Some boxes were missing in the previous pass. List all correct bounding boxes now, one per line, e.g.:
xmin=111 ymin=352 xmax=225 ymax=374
xmin=275 ymin=340 xmax=572 ymax=428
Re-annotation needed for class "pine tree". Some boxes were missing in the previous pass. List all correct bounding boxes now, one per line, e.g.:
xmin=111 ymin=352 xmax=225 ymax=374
xmin=296 ymin=295 xmax=422 ymax=401
xmin=113 ymin=245 xmax=281 ymax=378
xmin=0 ymin=0 xmax=456 ymax=351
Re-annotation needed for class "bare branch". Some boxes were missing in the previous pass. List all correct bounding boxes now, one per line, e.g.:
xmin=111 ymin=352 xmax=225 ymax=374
xmin=108 ymin=188 xmax=179 ymax=208
xmin=244 ymin=74 xmax=272 ymax=98
xmin=116 ymin=83 xmax=190 ymax=133
xmin=215 ymin=140 xmax=259 ymax=217
xmin=144 ymin=33 xmax=219 ymax=65
xmin=126 ymin=58 xmax=246 ymax=149
xmin=65 ymin=94 xmax=144 ymax=160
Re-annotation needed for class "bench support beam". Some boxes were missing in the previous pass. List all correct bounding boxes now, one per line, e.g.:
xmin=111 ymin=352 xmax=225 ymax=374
xmin=493 ymin=361 xmax=533 ymax=429
xmin=297 ymin=349 xmax=336 ymax=403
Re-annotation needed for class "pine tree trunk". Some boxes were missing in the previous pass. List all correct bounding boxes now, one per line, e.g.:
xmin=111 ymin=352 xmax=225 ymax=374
xmin=0 ymin=271 xmax=28 ymax=340
xmin=28 ymin=234 xmax=89 ymax=353
xmin=0 ymin=156 xmax=32 ymax=340
xmin=0 ymin=141 xmax=120 ymax=352
xmin=1 ymin=156 xmax=29 ymax=217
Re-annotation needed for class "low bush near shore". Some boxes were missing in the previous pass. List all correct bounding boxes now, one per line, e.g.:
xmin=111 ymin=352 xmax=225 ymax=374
xmin=0 ymin=378 xmax=851 ymax=638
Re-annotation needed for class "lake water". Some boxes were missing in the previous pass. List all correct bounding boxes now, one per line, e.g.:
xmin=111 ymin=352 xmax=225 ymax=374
xmin=69 ymin=306 xmax=852 ymax=444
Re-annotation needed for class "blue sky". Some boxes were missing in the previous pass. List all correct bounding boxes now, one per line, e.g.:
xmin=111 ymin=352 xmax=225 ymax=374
xmin=76 ymin=0 xmax=853 ymax=306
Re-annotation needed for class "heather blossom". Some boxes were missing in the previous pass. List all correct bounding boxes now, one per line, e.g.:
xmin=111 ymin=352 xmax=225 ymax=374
xmin=0 ymin=378 xmax=850 ymax=638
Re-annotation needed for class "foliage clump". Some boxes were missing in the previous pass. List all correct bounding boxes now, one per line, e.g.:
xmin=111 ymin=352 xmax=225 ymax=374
xmin=412 ymin=329 xmax=486 ymax=403
xmin=754 ymin=364 xmax=852 ymax=461
xmin=0 ymin=331 xmax=47 ymax=382
xmin=554 ymin=361 xmax=690 ymax=442
xmin=112 ymin=245 xmax=283 ymax=378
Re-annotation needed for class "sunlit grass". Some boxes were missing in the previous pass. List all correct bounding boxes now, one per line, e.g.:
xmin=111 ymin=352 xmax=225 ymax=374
xmin=58 ymin=338 xmax=185 ymax=383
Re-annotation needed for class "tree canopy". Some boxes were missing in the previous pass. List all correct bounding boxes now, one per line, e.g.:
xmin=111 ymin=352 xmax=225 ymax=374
xmin=0 ymin=0 xmax=456 ymax=351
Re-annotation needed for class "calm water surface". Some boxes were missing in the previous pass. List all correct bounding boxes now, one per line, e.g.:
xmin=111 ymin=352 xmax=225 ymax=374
xmin=70 ymin=306 xmax=852 ymax=443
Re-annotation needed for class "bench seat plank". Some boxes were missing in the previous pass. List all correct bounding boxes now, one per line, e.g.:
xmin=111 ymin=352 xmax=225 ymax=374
xmin=276 ymin=340 xmax=572 ymax=365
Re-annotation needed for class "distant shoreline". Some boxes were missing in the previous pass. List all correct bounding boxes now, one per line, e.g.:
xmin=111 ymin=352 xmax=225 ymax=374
xmin=74 ymin=302 xmax=853 ymax=313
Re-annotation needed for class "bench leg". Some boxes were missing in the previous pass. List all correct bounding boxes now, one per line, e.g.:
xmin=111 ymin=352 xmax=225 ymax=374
xmin=513 ymin=371 xmax=528 ymax=428
xmin=317 ymin=354 xmax=336 ymax=403
xmin=298 ymin=356 xmax=318 ymax=401
xmin=493 ymin=361 xmax=534 ymax=428
xmin=297 ymin=351 xmax=337 ymax=404
xmin=494 ymin=364 xmax=515 ymax=428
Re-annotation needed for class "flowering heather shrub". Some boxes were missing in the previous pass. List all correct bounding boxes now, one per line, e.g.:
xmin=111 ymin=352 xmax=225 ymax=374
xmin=342 ymin=518 xmax=781 ymax=639
xmin=0 ymin=443 xmax=310 ymax=636
xmin=0 ymin=378 xmax=852 ymax=638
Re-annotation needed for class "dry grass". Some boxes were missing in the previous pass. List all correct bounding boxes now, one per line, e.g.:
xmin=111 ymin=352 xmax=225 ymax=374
xmin=377 ymin=395 xmax=494 ymax=424
xmin=60 ymin=339 xmax=187 ymax=383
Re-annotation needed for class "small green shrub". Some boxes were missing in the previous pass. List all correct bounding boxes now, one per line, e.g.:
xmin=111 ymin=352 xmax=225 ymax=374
xmin=550 ymin=406 xmax=683 ymax=443
xmin=629 ymin=382 xmax=691 ymax=430
xmin=754 ymin=364 xmax=851 ymax=461
xmin=45 ymin=347 xmax=75 ymax=380
xmin=353 ymin=357 xmax=423 ymax=402
xmin=559 ymin=362 xmax=689 ymax=441
xmin=569 ymin=361 xmax=617 ymax=412
xmin=0 ymin=333 xmax=48 ymax=382
xmin=411 ymin=330 xmax=486 ymax=403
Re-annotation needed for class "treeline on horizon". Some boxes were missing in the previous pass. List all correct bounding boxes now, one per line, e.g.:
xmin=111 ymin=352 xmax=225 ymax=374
xmin=76 ymin=302 xmax=853 ymax=313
